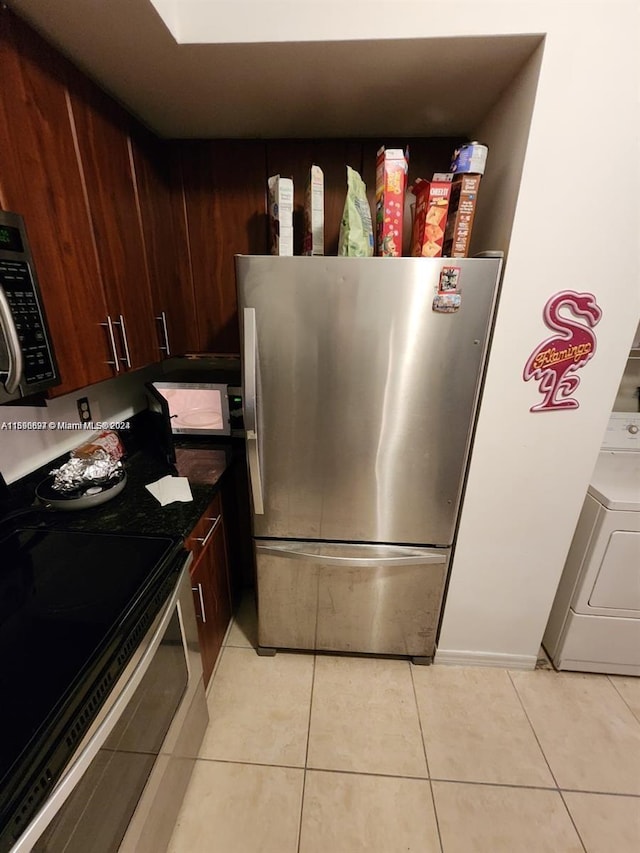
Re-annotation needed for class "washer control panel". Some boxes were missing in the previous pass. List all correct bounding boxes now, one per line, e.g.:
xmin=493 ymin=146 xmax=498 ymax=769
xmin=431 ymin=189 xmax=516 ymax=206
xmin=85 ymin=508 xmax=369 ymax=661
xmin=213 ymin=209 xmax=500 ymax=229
xmin=602 ymin=412 xmax=640 ymax=451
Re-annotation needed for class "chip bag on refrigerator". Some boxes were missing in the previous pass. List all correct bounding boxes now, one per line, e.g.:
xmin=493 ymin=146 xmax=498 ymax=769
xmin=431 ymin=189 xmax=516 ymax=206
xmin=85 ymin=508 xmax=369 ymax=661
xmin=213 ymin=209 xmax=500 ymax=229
xmin=337 ymin=166 xmax=374 ymax=257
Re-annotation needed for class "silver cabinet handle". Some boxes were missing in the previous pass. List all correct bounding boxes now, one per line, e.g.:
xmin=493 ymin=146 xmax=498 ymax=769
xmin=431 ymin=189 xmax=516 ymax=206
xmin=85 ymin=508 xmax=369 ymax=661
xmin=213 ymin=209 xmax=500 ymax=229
xmin=243 ymin=307 xmax=264 ymax=514
xmin=255 ymin=543 xmax=448 ymax=567
xmin=156 ymin=311 xmax=171 ymax=355
xmin=0 ymin=285 xmax=24 ymax=394
xmin=114 ymin=314 xmax=132 ymax=368
xmin=195 ymin=515 xmax=221 ymax=549
xmin=191 ymin=583 xmax=206 ymax=623
xmin=100 ymin=315 xmax=120 ymax=372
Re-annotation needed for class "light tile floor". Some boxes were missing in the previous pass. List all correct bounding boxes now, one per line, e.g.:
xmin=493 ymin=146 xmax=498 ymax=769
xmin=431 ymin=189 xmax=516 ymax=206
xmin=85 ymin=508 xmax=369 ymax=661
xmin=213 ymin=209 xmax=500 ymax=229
xmin=168 ymin=594 xmax=640 ymax=853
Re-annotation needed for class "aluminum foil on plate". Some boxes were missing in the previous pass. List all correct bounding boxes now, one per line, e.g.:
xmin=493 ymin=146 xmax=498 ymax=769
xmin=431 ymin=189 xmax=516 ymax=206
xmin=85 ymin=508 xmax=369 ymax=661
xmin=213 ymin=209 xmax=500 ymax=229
xmin=50 ymin=449 xmax=124 ymax=493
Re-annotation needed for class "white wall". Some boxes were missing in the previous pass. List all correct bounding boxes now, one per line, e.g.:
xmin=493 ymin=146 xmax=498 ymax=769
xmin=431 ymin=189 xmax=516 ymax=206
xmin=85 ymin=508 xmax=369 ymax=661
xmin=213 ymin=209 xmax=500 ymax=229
xmin=431 ymin=4 xmax=640 ymax=666
xmin=170 ymin=0 xmax=640 ymax=666
xmin=0 ymin=367 xmax=157 ymax=483
xmin=468 ymin=41 xmax=544 ymax=258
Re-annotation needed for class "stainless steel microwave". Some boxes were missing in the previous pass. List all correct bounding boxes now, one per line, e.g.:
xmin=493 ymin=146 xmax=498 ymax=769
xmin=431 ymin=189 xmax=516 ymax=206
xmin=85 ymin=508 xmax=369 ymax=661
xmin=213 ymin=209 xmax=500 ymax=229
xmin=0 ymin=211 xmax=59 ymax=403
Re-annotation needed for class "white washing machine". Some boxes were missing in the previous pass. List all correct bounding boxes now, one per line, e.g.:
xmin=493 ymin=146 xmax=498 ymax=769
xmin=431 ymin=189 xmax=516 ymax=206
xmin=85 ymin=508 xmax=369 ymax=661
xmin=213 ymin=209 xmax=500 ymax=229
xmin=544 ymin=412 xmax=640 ymax=675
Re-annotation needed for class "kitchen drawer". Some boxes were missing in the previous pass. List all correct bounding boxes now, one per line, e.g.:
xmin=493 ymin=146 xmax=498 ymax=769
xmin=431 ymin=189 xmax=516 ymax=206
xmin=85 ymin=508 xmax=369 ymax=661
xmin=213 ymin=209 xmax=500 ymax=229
xmin=186 ymin=492 xmax=223 ymax=563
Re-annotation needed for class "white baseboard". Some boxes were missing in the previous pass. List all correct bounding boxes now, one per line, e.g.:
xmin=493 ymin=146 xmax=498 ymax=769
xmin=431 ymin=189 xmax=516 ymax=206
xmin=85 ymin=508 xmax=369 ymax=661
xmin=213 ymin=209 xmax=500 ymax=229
xmin=434 ymin=649 xmax=537 ymax=670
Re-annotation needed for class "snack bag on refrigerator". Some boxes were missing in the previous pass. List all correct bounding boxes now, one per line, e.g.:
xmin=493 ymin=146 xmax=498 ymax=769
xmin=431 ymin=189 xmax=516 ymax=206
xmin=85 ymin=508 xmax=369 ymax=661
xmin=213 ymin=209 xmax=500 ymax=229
xmin=338 ymin=166 xmax=374 ymax=257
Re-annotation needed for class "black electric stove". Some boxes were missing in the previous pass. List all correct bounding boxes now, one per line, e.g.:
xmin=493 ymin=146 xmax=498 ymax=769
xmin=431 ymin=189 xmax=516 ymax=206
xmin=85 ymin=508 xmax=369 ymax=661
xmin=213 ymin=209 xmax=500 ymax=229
xmin=0 ymin=526 xmax=187 ymax=851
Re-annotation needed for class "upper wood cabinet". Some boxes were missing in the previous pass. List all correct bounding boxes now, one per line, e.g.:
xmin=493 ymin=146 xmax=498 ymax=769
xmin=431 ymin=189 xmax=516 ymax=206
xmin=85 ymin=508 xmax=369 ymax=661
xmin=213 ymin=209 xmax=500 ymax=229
xmin=0 ymin=9 xmax=113 ymax=396
xmin=0 ymin=8 xmax=166 ymax=394
xmin=180 ymin=140 xmax=268 ymax=354
xmin=129 ymin=133 xmax=199 ymax=357
xmin=1 ymin=10 xmax=470 ymax=398
xmin=66 ymin=74 xmax=158 ymax=372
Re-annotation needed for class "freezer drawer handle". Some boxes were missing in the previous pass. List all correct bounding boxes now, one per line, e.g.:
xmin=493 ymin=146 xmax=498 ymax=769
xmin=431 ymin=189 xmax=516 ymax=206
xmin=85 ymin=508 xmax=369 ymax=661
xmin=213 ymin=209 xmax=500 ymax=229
xmin=255 ymin=544 xmax=447 ymax=567
xmin=243 ymin=307 xmax=265 ymax=514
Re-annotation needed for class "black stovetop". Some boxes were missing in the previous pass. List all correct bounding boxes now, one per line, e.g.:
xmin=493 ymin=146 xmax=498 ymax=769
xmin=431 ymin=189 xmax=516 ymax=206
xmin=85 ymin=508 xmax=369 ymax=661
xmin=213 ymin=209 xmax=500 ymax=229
xmin=0 ymin=526 xmax=185 ymax=850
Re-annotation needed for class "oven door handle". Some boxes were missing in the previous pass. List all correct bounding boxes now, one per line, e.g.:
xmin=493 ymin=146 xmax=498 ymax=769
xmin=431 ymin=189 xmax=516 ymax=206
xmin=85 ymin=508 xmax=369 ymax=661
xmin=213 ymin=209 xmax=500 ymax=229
xmin=0 ymin=284 xmax=24 ymax=394
xmin=12 ymin=557 xmax=193 ymax=853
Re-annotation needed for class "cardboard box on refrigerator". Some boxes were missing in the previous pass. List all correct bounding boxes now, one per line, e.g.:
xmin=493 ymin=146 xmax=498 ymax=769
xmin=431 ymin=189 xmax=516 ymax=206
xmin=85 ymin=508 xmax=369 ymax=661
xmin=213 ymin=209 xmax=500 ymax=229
xmin=409 ymin=177 xmax=452 ymax=258
xmin=442 ymin=174 xmax=481 ymax=258
xmin=303 ymin=165 xmax=324 ymax=256
xmin=268 ymin=174 xmax=294 ymax=256
xmin=375 ymin=147 xmax=408 ymax=257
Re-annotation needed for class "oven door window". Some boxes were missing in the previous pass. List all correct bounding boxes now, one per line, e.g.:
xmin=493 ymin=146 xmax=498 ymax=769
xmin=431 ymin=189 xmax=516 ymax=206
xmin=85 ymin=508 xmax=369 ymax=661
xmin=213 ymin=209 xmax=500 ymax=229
xmin=33 ymin=610 xmax=188 ymax=853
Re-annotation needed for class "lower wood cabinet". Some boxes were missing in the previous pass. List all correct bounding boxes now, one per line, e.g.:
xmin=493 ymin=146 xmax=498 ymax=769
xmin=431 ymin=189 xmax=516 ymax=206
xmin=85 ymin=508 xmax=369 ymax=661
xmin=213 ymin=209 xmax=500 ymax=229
xmin=186 ymin=493 xmax=233 ymax=687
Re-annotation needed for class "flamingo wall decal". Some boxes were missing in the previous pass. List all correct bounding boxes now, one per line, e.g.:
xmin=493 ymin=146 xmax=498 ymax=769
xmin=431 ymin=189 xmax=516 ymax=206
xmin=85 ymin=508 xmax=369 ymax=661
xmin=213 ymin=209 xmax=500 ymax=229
xmin=523 ymin=290 xmax=602 ymax=412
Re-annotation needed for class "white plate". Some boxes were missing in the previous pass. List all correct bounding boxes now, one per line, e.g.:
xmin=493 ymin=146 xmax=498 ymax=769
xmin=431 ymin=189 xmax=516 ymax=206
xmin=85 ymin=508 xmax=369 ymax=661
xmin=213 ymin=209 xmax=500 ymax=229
xmin=173 ymin=408 xmax=224 ymax=429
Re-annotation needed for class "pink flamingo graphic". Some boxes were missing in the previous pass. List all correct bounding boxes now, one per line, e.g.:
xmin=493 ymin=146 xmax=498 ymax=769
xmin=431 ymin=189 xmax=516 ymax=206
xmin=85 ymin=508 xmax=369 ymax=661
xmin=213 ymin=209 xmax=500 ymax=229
xmin=523 ymin=290 xmax=602 ymax=412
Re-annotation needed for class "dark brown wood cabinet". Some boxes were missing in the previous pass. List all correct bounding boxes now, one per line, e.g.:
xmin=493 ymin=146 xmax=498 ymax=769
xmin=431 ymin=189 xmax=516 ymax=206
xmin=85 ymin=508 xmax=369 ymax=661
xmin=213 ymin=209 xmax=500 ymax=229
xmin=189 ymin=552 xmax=220 ymax=688
xmin=186 ymin=492 xmax=233 ymax=687
xmin=130 ymin=134 xmax=199 ymax=357
xmin=180 ymin=140 xmax=268 ymax=354
xmin=0 ymin=7 xmax=164 ymax=393
xmin=66 ymin=75 xmax=158 ymax=372
xmin=0 ymin=9 xmax=114 ymax=396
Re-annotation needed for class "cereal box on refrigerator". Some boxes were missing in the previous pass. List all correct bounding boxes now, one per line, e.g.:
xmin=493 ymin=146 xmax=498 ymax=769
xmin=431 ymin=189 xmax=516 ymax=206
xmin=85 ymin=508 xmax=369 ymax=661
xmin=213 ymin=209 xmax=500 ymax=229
xmin=409 ymin=177 xmax=452 ymax=258
xmin=303 ymin=165 xmax=324 ymax=256
xmin=375 ymin=146 xmax=409 ymax=257
xmin=442 ymin=174 xmax=482 ymax=258
xmin=268 ymin=174 xmax=294 ymax=256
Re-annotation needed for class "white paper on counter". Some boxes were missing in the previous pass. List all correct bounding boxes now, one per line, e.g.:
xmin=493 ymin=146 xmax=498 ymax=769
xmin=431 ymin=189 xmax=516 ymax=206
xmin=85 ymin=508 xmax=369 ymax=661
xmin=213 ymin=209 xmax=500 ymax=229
xmin=145 ymin=475 xmax=193 ymax=506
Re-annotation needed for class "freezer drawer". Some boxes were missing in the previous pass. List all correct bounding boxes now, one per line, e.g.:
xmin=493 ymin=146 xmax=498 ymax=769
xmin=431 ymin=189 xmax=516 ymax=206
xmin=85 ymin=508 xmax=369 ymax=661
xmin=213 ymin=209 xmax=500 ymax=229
xmin=255 ymin=541 xmax=449 ymax=660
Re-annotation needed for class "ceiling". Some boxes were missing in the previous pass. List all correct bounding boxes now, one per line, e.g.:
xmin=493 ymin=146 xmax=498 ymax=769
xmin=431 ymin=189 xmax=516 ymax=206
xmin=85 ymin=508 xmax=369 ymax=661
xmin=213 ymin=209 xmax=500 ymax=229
xmin=8 ymin=0 xmax=541 ymax=139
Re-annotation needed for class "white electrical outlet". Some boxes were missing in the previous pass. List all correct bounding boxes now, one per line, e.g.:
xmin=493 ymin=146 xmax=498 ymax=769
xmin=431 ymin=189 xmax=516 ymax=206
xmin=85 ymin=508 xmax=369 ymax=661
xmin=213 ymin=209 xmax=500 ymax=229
xmin=76 ymin=397 xmax=92 ymax=424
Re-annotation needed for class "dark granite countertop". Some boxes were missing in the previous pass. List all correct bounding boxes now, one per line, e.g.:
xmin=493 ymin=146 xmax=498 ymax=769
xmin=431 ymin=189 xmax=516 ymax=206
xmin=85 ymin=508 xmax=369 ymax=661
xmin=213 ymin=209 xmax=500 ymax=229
xmin=5 ymin=442 xmax=234 ymax=540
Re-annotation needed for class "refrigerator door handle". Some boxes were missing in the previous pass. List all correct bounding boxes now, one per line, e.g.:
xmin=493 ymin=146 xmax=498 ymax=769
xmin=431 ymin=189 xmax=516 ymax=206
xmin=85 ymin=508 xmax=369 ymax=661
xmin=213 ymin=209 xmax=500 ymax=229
xmin=255 ymin=543 xmax=447 ymax=567
xmin=243 ymin=307 xmax=265 ymax=514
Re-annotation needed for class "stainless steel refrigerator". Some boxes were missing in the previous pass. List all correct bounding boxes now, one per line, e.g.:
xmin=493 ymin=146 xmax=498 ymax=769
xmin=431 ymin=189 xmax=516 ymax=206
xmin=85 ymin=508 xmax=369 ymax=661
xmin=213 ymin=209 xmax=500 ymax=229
xmin=236 ymin=255 xmax=502 ymax=663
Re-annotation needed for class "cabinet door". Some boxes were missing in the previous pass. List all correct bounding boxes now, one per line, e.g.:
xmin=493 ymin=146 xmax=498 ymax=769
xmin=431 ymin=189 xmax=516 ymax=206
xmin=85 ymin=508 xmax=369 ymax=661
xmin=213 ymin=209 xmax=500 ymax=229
xmin=66 ymin=74 xmax=158 ymax=370
xmin=209 ymin=513 xmax=233 ymax=655
xmin=187 ymin=495 xmax=233 ymax=687
xmin=130 ymin=133 xmax=198 ymax=357
xmin=0 ymin=9 xmax=113 ymax=395
xmin=190 ymin=552 xmax=219 ymax=688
